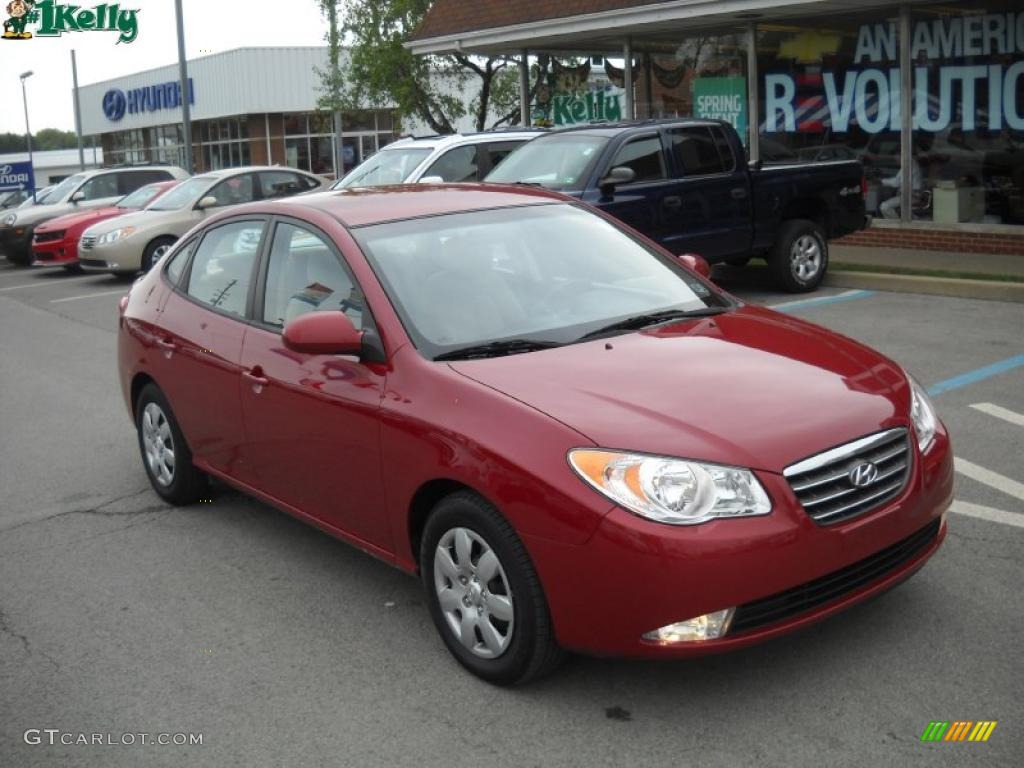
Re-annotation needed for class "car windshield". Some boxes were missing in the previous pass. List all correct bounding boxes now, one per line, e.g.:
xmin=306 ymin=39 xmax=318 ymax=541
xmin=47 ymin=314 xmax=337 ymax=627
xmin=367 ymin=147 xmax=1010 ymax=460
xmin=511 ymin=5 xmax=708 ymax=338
xmin=334 ymin=148 xmax=432 ymax=188
xmin=148 ymin=177 xmax=214 ymax=210
xmin=39 ymin=174 xmax=86 ymax=203
xmin=485 ymin=135 xmax=609 ymax=190
xmin=118 ymin=183 xmax=170 ymax=209
xmin=354 ymin=204 xmax=729 ymax=359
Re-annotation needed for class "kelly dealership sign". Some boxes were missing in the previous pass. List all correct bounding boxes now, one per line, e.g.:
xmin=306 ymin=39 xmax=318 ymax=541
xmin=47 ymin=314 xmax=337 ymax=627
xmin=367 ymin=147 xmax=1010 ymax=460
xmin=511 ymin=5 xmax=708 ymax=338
xmin=765 ymin=11 xmax=1024 ymax=134
xmin=549 ymin=87 xmax=625 ymax=126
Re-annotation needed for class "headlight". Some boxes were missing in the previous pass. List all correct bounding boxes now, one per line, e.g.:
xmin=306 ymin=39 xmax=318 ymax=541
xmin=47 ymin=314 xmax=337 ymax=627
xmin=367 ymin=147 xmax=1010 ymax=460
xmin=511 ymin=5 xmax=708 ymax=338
xmin=908 ymin=375 xmax=937 ymax=452
xmin=569 ymin=449 xmax=772 ymax=525
xmin=95 ymin=226 xmax=136 ymax=245
xmin=2 ymin=213 xmax=16 ymax=227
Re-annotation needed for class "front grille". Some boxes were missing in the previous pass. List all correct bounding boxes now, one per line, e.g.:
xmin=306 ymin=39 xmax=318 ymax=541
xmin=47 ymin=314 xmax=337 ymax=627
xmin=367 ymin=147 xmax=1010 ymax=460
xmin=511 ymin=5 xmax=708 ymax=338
xmin=730 ymin=518 xmax=941 ymax=634
xmin=80 ymin=235 xmax=98 ymax=250
xmin=785 ymin=428 xmax=911 ymax=525
xmin=79 ymin=257 xmax=107 ymax=268
xmin=33 ymin=230 xmax=65 ymax=244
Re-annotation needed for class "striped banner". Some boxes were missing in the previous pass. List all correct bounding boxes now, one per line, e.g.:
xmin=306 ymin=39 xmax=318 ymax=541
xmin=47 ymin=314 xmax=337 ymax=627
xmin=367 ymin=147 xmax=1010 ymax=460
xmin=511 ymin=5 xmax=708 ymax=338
xmin=921 ymin=721 xmax=997 ymax=742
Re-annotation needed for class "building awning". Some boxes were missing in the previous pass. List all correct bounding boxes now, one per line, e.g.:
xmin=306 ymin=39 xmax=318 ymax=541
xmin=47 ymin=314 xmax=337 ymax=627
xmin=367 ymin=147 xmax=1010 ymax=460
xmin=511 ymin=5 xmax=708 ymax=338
xmin=408 ymin=0 xmax=901 ymax=55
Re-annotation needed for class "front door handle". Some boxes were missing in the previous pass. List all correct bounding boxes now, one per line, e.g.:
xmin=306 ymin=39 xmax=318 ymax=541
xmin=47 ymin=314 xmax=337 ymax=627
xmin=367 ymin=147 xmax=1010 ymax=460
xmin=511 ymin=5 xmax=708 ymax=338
xmin=662 ymin=195 xmax=682 ymax=210
xmin=731 ymin=187 xmax=749 ymax=200
xmin=243 ymin=368 xmax=269 ymax=393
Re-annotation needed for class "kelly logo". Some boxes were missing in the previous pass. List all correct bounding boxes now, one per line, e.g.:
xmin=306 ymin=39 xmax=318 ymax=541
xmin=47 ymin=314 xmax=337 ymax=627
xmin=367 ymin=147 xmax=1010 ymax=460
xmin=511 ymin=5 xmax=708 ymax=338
xmin=921 ymin=721 xmax=998 ymax=742
xmin=2 ymin=1 xmax=139 ymax=43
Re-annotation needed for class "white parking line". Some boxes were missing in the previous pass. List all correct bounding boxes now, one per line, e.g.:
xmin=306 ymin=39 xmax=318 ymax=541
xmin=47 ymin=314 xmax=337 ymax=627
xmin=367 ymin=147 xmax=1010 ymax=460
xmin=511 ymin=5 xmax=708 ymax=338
xmin=0 ymin=275 xmax=97 ymax=292
xmin=50 ymin=289 xmax=127 ymax=304
xmin=950 ymin=500 xmax=1024 ymax=529
xmin=970 ymin=402 xmax=1024 ymax=428
xmin=954 ymin=458 xmax=1024 ymax=504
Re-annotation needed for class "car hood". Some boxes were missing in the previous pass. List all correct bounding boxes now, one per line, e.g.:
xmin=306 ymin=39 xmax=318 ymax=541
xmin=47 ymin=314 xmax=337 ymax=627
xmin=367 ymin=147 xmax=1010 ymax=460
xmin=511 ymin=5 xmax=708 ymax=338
xmin=35 ymin=206 xmax=125 ymax=233
xmin=4 ymin=201 xmax=75 ymax=227
xmin=448 ymin=305 xmax=911 ymax=474
xmin=84 ymin=207 xmax=190 ymax=237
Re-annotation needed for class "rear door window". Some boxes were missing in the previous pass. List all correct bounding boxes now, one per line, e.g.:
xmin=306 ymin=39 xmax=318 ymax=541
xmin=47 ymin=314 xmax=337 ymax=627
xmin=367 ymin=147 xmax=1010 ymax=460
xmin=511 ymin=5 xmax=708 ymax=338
xmin=423 ymin=145 xmax=481 ymax=182
xmin=666 ymin=127 xmax=729 ymax=176
xmin=608 ymin=136 xmax=667 ymax=183
xmin=185 ymin=220 xmax=265 ymax=318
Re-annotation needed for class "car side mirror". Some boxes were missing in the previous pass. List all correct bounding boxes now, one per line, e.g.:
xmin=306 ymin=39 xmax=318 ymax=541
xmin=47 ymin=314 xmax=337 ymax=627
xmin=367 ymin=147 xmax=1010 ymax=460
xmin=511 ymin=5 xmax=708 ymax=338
xmin=599 ymin=166 xmax=636 ymax=195
xmin=70 ymin=190 xmax=85 ymax=203
xmin=417 ymin=175 xmax=445 ymax=184
xmin=196 ymin=196 xmax=218 ymax=210
xmin=678 ymin=252 xmax=712 ymax=279
xmin=282 ymin=311 xmax=363 ymax=356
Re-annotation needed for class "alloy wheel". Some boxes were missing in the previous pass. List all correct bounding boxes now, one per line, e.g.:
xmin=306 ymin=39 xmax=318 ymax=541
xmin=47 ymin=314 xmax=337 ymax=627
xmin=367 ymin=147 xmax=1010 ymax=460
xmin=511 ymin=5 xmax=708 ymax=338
xmin=790 ymin=234 xmax=823 ymax=282
xmin=141 ymin=402 xmax=176 ymax=487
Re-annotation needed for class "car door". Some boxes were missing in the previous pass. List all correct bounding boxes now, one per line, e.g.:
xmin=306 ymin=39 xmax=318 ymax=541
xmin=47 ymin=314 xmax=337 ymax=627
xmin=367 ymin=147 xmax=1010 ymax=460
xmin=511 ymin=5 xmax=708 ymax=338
xmin=74 ymin=173 xmax=123 ymax=211
xmin=583 ymin=133 xmax=675 ymax=246
xmin=238 ymin=217 xmax=390 ymax=549
xmin=152 ymin=219 xmax=267 ymax=481
xmin=660 ymin=125 xmax=752 ymax=258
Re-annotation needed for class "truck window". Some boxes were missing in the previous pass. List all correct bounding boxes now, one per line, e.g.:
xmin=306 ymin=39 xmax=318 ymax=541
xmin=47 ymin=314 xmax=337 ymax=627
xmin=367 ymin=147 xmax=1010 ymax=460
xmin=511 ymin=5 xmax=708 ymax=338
xmin=667 ymin=127 xmax=731 ymax=176
xmin=608 ymin=136 xmax=666 ymax=183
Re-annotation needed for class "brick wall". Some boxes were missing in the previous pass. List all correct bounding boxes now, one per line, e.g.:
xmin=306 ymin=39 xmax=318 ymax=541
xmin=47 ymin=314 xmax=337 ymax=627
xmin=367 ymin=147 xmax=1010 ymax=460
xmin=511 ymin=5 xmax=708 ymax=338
xmin=835 ymin=225 xmax=1024 ymax=256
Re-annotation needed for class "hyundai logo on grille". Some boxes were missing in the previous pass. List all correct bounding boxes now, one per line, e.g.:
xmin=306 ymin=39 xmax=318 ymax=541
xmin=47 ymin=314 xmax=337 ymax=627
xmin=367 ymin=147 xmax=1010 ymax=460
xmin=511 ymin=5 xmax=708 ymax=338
xmin=848 ymin=462 xmax=879 ymax=488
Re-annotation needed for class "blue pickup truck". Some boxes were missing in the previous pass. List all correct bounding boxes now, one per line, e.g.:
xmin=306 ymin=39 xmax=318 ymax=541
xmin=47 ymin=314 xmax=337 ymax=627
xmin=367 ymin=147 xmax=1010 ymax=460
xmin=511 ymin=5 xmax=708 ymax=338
xmin=486 ymin=119 xmax=867 ymax=292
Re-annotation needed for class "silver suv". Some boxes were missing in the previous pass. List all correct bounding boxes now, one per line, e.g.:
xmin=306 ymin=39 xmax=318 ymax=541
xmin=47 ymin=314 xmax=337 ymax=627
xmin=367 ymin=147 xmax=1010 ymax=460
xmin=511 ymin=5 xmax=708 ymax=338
xmin=331 ymin=130 xmax=546 ymax=189
xmin=1 ymin=165 xmax=190 ymax=265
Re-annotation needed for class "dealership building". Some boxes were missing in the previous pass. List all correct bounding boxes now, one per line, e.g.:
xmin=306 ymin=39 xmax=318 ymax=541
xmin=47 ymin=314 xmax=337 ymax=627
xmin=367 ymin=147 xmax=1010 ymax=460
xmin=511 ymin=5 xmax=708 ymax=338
xmin=410 ymin=0 xmax=1024 ymax=254
xmin=78 ymin=47 xmax=412 ymax=180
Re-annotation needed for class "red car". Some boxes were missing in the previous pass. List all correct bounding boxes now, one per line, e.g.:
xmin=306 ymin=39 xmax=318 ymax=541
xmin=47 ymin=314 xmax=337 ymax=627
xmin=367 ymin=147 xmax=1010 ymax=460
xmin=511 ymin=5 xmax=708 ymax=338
xmin=117 ymin=185 xmax=953 ymax=685
xmin=32 ymin=181 xmax=179 ymax=270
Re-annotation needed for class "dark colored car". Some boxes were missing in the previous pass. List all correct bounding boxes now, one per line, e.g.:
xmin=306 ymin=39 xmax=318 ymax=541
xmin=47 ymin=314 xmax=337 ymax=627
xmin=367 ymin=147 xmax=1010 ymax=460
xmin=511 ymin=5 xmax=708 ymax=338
xmin=31 ymin=181 xmax=179 ymax=270
xmin=118 ymin=185 xmax=951 ymax=685
xmin=486 ymin=119 xmax=868 ymax=292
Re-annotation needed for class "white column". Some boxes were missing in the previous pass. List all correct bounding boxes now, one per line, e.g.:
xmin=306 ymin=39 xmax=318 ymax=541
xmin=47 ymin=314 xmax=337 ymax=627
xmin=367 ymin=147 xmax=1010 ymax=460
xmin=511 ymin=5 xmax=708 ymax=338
xmin=899 ymin=5 xmax=913 ymax=221
xmin=519 ymin=50 xmax=530 ymax=126
xmin=746 ymin=22 xmax=760 ymax=164
xmin=623 ymin=39 xmax=634 ymax=120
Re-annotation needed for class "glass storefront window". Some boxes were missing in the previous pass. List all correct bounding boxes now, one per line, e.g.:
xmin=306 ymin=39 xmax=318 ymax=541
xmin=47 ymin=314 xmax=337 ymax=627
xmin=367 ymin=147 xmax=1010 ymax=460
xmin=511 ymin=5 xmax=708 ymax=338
xmin=285 ymin=137 xmax=310 ymax=170
xmin=284 ymin=114 xmax=308 ymax=135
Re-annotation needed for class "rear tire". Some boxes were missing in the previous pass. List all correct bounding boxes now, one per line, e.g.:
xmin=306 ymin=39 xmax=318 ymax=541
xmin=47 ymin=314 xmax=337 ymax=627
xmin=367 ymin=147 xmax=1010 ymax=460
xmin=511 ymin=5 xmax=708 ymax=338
xmin=135 ymin=383 xmax=207 ymax=505
xmin=420 ymin=491 xmax=564 ymax=686
xmin=770 ymin=219 xmax=828 ymax=292
xmin=141 ymin=237 xmax=175 ymax=273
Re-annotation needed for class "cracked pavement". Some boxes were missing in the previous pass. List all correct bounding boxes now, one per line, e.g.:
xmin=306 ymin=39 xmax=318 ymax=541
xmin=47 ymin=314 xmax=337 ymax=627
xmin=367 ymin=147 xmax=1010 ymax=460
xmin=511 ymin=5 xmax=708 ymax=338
xmin=1 ymin=266 xmax=1021 ymax=766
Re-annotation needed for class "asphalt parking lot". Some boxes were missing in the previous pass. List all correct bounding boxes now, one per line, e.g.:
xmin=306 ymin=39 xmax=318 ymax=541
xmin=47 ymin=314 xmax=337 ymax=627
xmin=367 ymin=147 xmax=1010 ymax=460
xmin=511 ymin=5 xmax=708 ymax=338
xmin=0 ymin=258 xmax=1021 ymax=767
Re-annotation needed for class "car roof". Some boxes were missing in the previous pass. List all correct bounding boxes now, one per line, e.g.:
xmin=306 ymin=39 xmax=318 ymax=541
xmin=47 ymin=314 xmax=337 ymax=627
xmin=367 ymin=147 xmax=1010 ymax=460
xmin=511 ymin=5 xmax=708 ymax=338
xmin=269 ymin=183 xmax=568 ymax=227
xmin=383 ymin=130 xmax=547 ymax=150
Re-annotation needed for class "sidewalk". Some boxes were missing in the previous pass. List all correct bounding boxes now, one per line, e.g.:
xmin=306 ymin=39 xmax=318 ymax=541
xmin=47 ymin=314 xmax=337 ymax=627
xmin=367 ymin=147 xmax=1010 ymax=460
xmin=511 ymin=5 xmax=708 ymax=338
xmin=826 ymin=245 xmax=1024 ymax=302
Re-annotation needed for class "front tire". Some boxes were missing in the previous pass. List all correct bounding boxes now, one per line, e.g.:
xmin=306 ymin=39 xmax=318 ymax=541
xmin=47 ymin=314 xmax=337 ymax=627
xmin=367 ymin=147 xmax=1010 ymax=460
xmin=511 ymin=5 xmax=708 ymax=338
xmin=141 ymin=237 xmax=175 ymax=273
xmin=135 ymin=383 xmax=207 ymax=505
xmin=771 ymin=219 xmax=828 ymax=292
xmin=420 ymin=491 xmax=563 ymax=686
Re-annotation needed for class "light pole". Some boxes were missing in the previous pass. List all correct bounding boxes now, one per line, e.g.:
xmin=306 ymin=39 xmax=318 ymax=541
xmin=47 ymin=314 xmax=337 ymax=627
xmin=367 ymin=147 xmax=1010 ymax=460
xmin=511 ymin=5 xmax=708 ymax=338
xmin=19 ymin=70 xmax=35 ymax=202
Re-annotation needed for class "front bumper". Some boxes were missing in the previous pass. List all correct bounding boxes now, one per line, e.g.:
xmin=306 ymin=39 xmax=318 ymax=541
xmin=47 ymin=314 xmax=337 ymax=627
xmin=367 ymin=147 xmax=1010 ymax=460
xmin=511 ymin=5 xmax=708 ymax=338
xmin=78 ymin=237 xmax=144 ymax=273
xmin=0 ymin=226 xmax=33 ymax=260
xmin=32 ymin=236 xmax=79 ymax=266
xmin=525 ymin=427 xmax=953 ymax=657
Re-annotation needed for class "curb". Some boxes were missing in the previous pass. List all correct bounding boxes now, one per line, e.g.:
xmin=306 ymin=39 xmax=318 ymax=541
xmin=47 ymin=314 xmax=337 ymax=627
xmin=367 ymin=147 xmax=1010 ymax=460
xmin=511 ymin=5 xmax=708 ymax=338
xmin=824 ymin=270 xmax=1024 ymax=303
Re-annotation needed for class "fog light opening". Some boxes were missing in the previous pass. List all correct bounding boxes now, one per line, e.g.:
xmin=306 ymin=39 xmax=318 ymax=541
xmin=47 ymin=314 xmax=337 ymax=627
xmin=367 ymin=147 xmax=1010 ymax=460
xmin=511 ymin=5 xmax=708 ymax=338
xmin=642 ymin=608 xmax=735 ymax=644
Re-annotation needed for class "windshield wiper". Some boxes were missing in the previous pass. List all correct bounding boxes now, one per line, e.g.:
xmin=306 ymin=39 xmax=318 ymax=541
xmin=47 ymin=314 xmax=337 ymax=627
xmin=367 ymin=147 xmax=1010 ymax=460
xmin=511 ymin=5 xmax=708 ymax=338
xmin=434 ymin=338 xmax=560 ymax=361
xmin=578 ymin=307 xmax=728 ymax=341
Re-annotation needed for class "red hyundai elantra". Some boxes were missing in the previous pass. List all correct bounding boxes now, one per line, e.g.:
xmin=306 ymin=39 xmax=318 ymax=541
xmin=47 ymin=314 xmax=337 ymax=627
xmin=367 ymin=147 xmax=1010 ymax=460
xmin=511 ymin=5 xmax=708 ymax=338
xmin=117 ymin=185 xmax=952 ymax=685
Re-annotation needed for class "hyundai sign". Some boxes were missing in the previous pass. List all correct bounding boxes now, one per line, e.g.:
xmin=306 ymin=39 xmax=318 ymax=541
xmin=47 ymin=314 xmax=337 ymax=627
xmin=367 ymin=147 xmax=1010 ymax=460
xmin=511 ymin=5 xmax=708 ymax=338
xmin=102 ymin=78 xmax=195 ymax=122
xmin=0 ymin=162 xmax=35 ymax=193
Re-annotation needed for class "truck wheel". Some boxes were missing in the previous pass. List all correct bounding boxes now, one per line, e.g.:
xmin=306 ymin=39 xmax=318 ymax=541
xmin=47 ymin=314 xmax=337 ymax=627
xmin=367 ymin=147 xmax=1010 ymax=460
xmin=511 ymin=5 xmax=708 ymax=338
xmin=771 ymin=219 xmax=828 ymax=292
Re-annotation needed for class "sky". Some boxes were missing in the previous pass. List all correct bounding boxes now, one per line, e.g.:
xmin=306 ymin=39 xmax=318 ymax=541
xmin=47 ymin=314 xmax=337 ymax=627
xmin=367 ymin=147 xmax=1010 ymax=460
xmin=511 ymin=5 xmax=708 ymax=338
xmin=0 ymin=0 xmax=330 ymax=134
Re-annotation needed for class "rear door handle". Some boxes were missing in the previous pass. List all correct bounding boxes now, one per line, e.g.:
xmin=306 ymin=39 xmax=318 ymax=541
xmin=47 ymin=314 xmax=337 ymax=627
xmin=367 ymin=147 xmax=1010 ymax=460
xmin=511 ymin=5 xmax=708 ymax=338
xmin=731 ymin=187 xmax=749 ymax=200
xmin=662 ymin=195 xmax=682 ymax=210
xmin=156 ymin=338 xmax=176 ymax=357
xmin=243 ymin=368 xmax=269 ymax=393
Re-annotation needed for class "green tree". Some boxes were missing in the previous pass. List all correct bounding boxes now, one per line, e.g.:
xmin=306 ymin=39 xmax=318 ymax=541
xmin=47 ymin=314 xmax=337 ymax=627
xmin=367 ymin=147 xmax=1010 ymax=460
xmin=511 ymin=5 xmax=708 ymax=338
xmin=319 ymin=0 xmax=541 ymax=133
xmin=0 ymin=129 xmax=78 ymax=153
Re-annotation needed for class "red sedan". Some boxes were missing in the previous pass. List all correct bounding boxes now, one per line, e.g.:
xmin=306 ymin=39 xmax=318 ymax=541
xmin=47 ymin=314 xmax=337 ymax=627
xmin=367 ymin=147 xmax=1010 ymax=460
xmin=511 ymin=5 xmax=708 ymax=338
xmin=117 ymin=185 xmax=952 ymax=685
xmin=32 ymin=181 xmax=179 ymax=270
